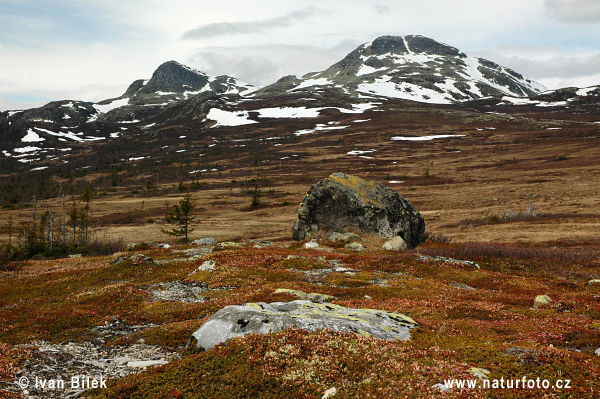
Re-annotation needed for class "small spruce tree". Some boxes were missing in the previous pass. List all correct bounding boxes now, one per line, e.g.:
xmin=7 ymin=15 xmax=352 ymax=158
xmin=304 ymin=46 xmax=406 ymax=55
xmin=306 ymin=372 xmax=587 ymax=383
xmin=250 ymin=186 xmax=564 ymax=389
xmin=162 ymin=189 xmax=196 ymax=242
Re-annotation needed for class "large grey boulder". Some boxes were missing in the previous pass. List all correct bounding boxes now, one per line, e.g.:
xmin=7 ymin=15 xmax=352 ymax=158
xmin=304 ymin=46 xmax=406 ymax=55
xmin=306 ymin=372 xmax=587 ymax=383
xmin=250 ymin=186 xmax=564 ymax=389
xmin=189 ymin=300 xmax=418 ymax=351
xmin=292 ymin=173 xmax=425 ymax=248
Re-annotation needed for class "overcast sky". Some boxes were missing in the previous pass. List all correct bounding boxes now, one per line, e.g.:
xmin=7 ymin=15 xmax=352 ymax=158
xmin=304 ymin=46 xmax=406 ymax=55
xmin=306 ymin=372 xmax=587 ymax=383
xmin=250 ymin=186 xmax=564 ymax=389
xmin=1 ymin=0 xmax=599 ymax=110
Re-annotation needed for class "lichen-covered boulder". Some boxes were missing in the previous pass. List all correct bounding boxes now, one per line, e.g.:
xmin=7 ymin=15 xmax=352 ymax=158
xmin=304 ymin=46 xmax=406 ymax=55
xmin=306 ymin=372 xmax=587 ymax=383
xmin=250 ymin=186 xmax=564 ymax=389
xmin=292 ymin=173 xmax=425 ymax=248
xmin=188 ymin=300 xmax=418 ymax=351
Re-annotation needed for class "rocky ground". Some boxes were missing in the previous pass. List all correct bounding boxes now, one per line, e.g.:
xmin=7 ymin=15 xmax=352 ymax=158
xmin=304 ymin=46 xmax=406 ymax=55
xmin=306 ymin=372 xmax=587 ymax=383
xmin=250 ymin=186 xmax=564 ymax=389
xmin=1 ymin=235 xmax=599 ymax=398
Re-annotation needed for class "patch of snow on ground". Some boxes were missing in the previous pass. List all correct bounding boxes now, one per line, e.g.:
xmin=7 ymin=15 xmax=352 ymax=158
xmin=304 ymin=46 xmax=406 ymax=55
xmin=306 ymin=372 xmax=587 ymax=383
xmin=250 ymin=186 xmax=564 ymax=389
xmin=356 ymin=65 xmax=387 ymax=76
xmin=576 ymin=86 xmax=597 ymax=96
xmin=336 ymin=103 xmax=379 ymax=113
xmin=206 ymin=108 xmax=257 ymax=127
xmin=347 ymin=149 xmax=376 ymax=155
xmin=536 ymin=101 xmax=567 ymax=107
xmin=30 ymin=166 xmax=48 ymax=171
xmin=291 ymin=78 xmax=333 ymax=91
xmin=22 ymin=129 xmax=45 ymax=142
xmin=294 ymin=124 xmax=349 ymax=136
xmin=34 ymin=127 xmax=84 ymax=142
xmin=14 ymin=146 xmax=41 ymax=153
xmin=128 ymin=156 xmax=146 ymax=161
xmin=256 ymin=107 xmax=323 ymax=119
xmin=391 ymin=134 xmax=465 ymax=141
xmin=353 ymin=119 xmax=371 ymax=123
xmin=388 ymin=180 xmax=404 ymax=184
xmin=62 ymin=114 xmax=71 ymax=120
xmin=119 ymin=119 xmax=140 ymax=124
xmin=93 ymin=98 xmax=129 ymax=114
xmin=502 ymin=96 xmax=538 ymax=105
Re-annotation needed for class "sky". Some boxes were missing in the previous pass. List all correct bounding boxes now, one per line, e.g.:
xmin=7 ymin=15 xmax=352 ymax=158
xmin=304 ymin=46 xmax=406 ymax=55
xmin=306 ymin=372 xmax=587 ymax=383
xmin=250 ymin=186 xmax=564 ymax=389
xmin=1 ymin=0 xmax=599 ymax=110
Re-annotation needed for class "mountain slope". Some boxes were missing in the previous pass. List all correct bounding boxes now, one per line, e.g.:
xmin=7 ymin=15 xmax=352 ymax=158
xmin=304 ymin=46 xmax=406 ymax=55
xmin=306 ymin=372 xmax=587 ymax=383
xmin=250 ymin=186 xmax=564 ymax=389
xmin=259 ymin=35 xmax=545 ymax=103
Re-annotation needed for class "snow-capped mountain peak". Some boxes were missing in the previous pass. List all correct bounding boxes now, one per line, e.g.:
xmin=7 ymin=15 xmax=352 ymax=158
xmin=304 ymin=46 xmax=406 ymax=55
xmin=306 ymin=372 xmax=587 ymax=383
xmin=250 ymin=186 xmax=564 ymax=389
xmin=261 ymin=35 xmax=545 ymax=103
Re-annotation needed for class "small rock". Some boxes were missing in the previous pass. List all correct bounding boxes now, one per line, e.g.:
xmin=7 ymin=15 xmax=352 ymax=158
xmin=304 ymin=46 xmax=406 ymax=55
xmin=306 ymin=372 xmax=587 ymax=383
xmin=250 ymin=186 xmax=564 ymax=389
xmin=322 ymin=387 xmax=337 ymax=399
xmin=345 ymin=242 xmax=365 ymax=252
xmin=382 ymin=236 xmax=408 ymax=251
xmin=533 ymin=295 xmax=552 ymax=308
xmin=305 ymin=240 xmax=319 ymax=249
xmin=198 ymin=260 xmax=215 ymax=272
xmin=587 ymin=279 xmax=600 ymax=286
xmin=192 ymin=237 xmax=217 ymax=246
xmin=214 ymin=241 xmax=240 ymax=250
xmin=504 ymin=346 xmax=538 ymax=364
xmin=126 ymin=359 xmax=169 ymax=368
xmin=128 ymin=254 xmax=154 ymax=265
xmin=68 ymin=254 xmax=82 ymax=258
xmin=431 ymin=383 xmax=450 ymax=392
xmin=469 ymin=367 xmax=490 ymax=379
xmin=595 ymin=348 xmax=600 ymax=356
xmin=329 ymin=232 xmax=362 ymax=243
xmin=448 ymin=282 xmax=475 ymax=290
xmin=110 ymin=256 xmax=127 ymax=265
xmin=274 ymin=288 xmax=336 ymax=303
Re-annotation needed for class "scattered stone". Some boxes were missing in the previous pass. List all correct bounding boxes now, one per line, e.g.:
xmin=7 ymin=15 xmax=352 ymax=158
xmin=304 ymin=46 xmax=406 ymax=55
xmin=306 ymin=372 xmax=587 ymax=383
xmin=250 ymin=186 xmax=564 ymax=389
xmin=419 ymin=255 xmax=480 ymax=269
xmin=432 ymin=383 xmax=451 ymax=392
xmin=322 ymin=387 xmax=337 ymax=399
xmin=128 ymin=254 xmax=155 ymax=265
xmin=192 ymin=237 xmax=217 ymax=246
xmin=305 ymin=240 xmax=319 ymax=249
xmin=149 ymin=280 xmax=208 ymax=303
xmin=504 ymin=346 xmax=537 ymax=364
xmin=345 ymin=241 xmax=365 ymax=252
xmin=197 ymin=260 xmax=216 ymax=272
xmin=110 ymin=256 xmax=127 ymax=265
xmin=189 ymin=300 xmax=419 ymax=351
xmin=292 ymin=172 xmax=425 ymax=248
xmin=214 ymin=241 xmax=240 ymax=250
xmin=91 ymin=317 xmax=155 ymax=344
xmin=595 ymin=348 xmax=600 ymax=356
xmin=534 ymin=295 xmax=552 ymax=308
xmin=329 ymin=232 xmax=362 ymax=243
xmin=382 ymin=236 xmax=408 ymax=251
xmin=469 ymin=367 xmax=490 ymax=379
xmin=126 ymin=359 xmax=169 ymax=368
xmin=250 ymin=240 xmax=274 ymax=248
xmin=587 ymin=279 xmax=600 ymax=286
xmin=68 ymin=254 xmax=82 ymax=258
xmin=448 ymin=282 xmax=475 ymax=290
xmin=274 ymin=288 xmax=336 ymax=303
xmin=12 ymin=341 xmax=180 ymax=399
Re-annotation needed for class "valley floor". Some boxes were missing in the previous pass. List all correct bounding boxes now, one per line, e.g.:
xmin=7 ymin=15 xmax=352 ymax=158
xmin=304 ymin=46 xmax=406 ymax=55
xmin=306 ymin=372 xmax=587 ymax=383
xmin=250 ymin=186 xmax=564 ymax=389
xmin=1 ymin=237 xmax=599 ymax=398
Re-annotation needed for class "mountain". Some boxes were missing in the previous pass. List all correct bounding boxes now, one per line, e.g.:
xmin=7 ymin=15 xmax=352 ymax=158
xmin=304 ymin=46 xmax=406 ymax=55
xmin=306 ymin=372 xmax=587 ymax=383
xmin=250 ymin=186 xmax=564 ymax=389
xmin=2 ymin=35 xmax=599 ymax=173
xmin=258 ymin=35 xmax=545 ymax=103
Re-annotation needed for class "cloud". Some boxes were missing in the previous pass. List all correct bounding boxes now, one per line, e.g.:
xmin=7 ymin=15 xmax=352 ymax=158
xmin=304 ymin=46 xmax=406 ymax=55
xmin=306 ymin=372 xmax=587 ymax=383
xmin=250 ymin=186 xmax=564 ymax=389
xmin=373 ymin=4 xmax=391 ymax=14
xmin=186 ymin=41 xmax=360 ymax=86
xmin=181 ymin=8 xmax=318 ymax=40
xmin=545 ymin=0 xmax=600 ymax=23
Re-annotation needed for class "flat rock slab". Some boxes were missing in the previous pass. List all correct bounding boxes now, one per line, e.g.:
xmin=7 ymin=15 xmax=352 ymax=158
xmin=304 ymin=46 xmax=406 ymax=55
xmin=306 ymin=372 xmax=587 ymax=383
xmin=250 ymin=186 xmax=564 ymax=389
xmin=149 ymin=280 xmax=208 ymax=303
xmin=190 ymin=300 xmax=418 ymax=351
